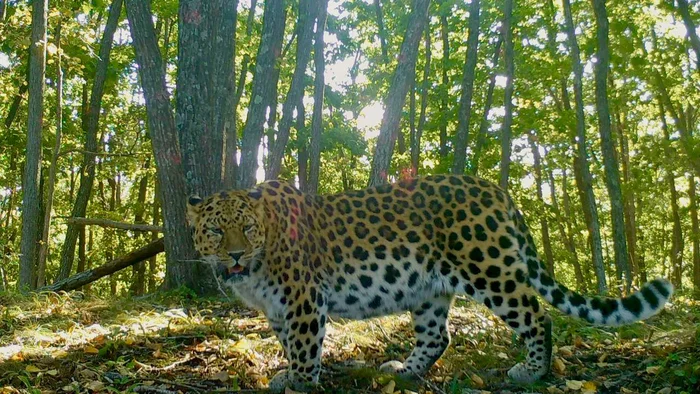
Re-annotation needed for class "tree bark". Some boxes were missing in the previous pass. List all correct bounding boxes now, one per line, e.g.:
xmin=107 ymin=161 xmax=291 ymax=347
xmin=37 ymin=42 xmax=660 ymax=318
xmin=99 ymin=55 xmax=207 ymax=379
xmin=411 ymin=25 xmax=431 ymax=174
xmin=56 ymin=0 xmax=123 ymax=283
xmin=368 ymin=0 xmax=431 ymax=187
xmin=498 ymin=0 xmax=515 ymax=189
xmin=675 ymin=0 xmax=700 ymax=70
xmin=452 ymin=0 xmax=480 ymax=175
xmin=617 ymin=115 xmax=639 ymax=285
xmin=562 ymin=0 xmax=607 ymax=294
xmin=297 ymin=99 xmax=308 ymax=191
xmin=125 ymin=0 xmax=208 ymax=293
xmin=307 ymin=0 xmax=329 ymax=194
xmin=4 ymin=65 xmax=28 ymax=129
xmin=130 ymin=160 xmax=149 ymax=296
xmin=238 ymin=0 xmax=287 ymax=188
xmin=689 ymin=175 xmax=700 ymax=298
xmin=38 ymin=239 xmax=165 ymax=293
xmin=472 ymin=34 xmax=503 ymax=177
xmin=149 ymin=180 xmax=161 ymax=293
xmin=267 ymin=0 xmax=316 ymax=180
xmin=18 ymin=0 xmax=48 ymax=291
xmin=529 ymin=136 xmax=555 ymax=277
xmin=177 ymin=0 xmax=238 ymax=197
xmin=592 ymin=0 xmax=631 ymax=293
xmin=36 ymin=20 xmax=62 ymax=288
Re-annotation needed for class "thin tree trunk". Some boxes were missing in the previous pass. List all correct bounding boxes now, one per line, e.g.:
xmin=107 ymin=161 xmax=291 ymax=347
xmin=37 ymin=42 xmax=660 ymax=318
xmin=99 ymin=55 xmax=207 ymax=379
xmin=56 ymin=0 xmax=123 ymax=283
xmin=368 ymin=0 xmax=431 ymax=187
xmin=4 ymin=66 xmax=29 ymax=129
xmin=130 ymin=159 xmax=149 ymax=296
xmin=689 ymin=175 xmax=700 ymax=298
xmin=36 ymin=20 xmax=62 ymax=288
xmin=659 ymin=100 xmax=684 ymax=290
xmin=636 ymin=194 xmax=647 ymax=283
xmin=562 ymin=0 xmax=607 ymax=294
xmin=77 ymin=228 xmax=86 ymax=290
xmin=439 ymin=13 xmax=449 ymax=159
xmin=498 ymin=0 xmax=515 ymax=189
xmin=126 ymin=0 xmax=204 ymax=293
xmin=238 ymin=0 xmax=287 ymax=188
xmin=107 ymin=177 xmax=117 ymax=295
xmin=548 ymin=168 xmax=586 ymax=291
xmin=411 ymin=25 xmax=431 ymax=174
xmin=149 ymin=180 xmax=160 ymax=293
xmin=529 ymin=136 xmax=555 ymax=277
xmin=675 ymin=0 xmax=700 ymax=70
xmin=472 ymin=34 xmax=503 ymax=177
xmin=267 ymin=0 xmax=316 ymax=180
xmin=307 ymin=0 xmax=329 ymax=194
xmin=18 ymin=0 xmax=48 ymax=291
xmin=592 ymin=0 xmax=631 ymax=293
xmin=618 ymin=117 xmax=639 ymax=285
xmin=452 ymin=0 xmax=480 ymax=175
xmin=297 ymin=99 xmax=308 ymax=191
xmin=373 ymin=0 xmax=389 ymax=64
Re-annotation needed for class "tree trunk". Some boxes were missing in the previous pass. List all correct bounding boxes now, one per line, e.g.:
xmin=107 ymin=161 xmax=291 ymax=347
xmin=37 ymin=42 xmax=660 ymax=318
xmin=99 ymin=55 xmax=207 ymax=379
xmin=562 ymin=0 xmax=607 ymax=294
xmin=4 ymin=65 xmax=28 ymax=129
xmin=18 ymin=0 xmax=48 ymax=291
xmin=439 ymin=13 xmax=449 ymax=160
xmin=307 ymin=0 xmax=329 ymax=194
xmin=689 ymin=175 xmax=700 ymax=298
xmin=411 ymin=25 xmax=431 ymax=174
xmin=76 ymin=228 xmax=86 ymax=291
xmin=130 ymin=160 xmax=149 ymax=296
xmin=548 ymin=168 xmax=586 ymax=291
xmin=368 ymin=0 xmax=431 ymax=187
xmin=675 ymin=0 xmax=700 ymax=70
xmin=297 ymin=99 xmax=308 ymax=191
xmin=659 ymin=100 xmax=684 ymax=289
xmin=373 ymin=0 xmax=389 ymax=64
xmin=472 ymin=34 xmax=502 ymax=177
xmin=498 ymin=0 xmax=515 ymax=189
xmin=618 ymin=117 xmax=639 ymax=285
xmin=267 ymin=0 xmax=316 ymax=180
xmin=36 ymin=20 xmax=62 ymax=288
xmin=452 ymin=0 xmax=480 ymax=175
xmin=149 ymin=180 xmax=161 ymax=293
xmin=126 ymin=0 xmax=207 ymax=293
xmin=238 ymin=0 xmax=287 ymax=188
xmin=38 ymin=239 xmax=165 ymax=293
xmin=177 ymin=0 xmax=238 ymax=197
xmin=56 ymin=0 xmax=123 ymax=283
xmin=592 ymin=0 xmax=631 ymax=293
xmin=529 ymin=136 xmax=555 ymax=277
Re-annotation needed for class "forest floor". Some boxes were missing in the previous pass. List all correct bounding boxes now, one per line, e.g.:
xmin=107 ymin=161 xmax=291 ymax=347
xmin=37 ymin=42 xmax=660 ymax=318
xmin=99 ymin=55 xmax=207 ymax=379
xmin=0 ymin=290 xmax=698 ymax=394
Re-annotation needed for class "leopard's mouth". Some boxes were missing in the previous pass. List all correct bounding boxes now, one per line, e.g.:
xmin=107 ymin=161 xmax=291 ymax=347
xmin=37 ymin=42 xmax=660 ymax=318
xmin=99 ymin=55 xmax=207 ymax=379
xmin=219 ymin=262 xmax=250 ymax=280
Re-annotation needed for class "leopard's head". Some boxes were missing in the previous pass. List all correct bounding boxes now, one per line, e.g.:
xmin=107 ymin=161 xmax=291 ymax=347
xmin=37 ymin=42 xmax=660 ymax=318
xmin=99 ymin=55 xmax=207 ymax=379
xmin=186 ymin=189 xmax=266 ymax=282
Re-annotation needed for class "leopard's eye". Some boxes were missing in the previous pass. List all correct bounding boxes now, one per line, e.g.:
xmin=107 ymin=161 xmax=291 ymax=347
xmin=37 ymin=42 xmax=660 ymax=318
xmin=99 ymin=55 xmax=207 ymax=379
xmin=208 ymin=227 xmax=224 ymax=235
xmin=243 ymin=224 xmax=254 ymax=233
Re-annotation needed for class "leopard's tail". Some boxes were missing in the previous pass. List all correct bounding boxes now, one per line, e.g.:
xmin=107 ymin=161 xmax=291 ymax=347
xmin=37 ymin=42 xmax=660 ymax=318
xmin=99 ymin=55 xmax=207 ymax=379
xmin=513 ymin=211 xmax=673 ymax=326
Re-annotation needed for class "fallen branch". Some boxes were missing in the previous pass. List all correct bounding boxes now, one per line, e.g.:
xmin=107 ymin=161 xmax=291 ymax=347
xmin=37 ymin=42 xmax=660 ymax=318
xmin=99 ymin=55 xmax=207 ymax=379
xmin=38 ymin=238 xmax=164 ymax=292
xmin=61 ymin=217 xmax=163 ymax=232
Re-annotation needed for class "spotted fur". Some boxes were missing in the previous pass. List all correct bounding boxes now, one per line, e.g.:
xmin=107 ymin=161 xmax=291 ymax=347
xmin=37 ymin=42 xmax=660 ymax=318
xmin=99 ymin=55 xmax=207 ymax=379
xmin=186 ymin=175 xmax=673 ymax=392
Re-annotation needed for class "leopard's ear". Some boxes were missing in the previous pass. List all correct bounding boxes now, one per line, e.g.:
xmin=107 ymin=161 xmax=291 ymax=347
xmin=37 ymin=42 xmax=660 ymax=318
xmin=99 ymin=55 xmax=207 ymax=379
xmin=187 ymin=195 xmax=203 ymax=226
xmin=247 ymin=188 xmax=263 ymax=201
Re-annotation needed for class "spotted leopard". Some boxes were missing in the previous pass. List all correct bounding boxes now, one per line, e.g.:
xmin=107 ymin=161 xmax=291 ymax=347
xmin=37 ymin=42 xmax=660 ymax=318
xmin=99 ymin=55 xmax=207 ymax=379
xmin=186 ymin=175 xmax=673 ymax=392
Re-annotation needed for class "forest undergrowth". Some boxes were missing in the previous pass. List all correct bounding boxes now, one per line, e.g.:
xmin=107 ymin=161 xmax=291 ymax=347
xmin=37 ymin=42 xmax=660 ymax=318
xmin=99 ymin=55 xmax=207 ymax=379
xmin=0 ymin=291 xmax=697 ymax=394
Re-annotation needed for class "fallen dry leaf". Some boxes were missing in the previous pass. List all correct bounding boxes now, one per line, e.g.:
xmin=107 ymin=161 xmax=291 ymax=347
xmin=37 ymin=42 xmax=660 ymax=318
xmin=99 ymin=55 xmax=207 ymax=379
xmin=85 ymin=380 xmax=104 ymax=391
xmin=25 ymin=365 xmax=42 ymax=373
xmin=83 ymin=345 xmax=99 ymax=354
xmin=381 ymin=380 xmax=395 ymax=394
xmin=558 ymin=346 xmax=573 ymax=357
xmin=470 ymin=373 xmax=484 ymax=388
xmin=581 ymin=381 xmax=597 ymax=394
xmin=565 ymin=380 xmax=583 ymax=390
xmin=646 ymin=366 xmax=661 ymax=375
xmin=213 ymin=370 xmax=229 ymax=382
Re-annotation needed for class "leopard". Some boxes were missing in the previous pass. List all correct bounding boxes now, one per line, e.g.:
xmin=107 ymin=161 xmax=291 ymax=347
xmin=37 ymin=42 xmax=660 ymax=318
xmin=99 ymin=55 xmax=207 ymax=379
xmin=186 ymin=175 xmax=673 ymax=392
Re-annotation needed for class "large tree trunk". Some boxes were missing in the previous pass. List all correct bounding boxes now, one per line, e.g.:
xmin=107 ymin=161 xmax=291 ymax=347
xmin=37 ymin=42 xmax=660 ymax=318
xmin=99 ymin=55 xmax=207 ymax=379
xmin=675 ymin=0 xmax=700 ymax=70
xmin=56 ymin=0 xmax=123 ymax=283
xmin=18 ymin=0 xmax=48 ymax=291
xmin=267 ymin=0 xmax=316 ymax=180
xmin=562 ymin=0 xmax=607 ymax=294
xmin=689 ymin=175 xmax=700 ymax=299
xmin=411 ymin=25 xmax=431 ymax=173
xmin=125 ymin=0 xmax=206 ymax=293
xmin=38 ymin=239 xmax=165 ymax=294
xmin=368 ymin=0 xmax=431 ymax=187
xmin=592 ymin=0 xmax=631 ymax=293
xmin=307 ymin=0 xmax=329 ymax=194
xmin=472 ymin=34 xmax=502 ymax=177
xmin=452 ymin=0 xmax=480 ymax=175
xmin=238 ymin=0 xmax=287 ymax=188
xmin=529 ymin=136 xmax=555 ymax=276
xmin=36 ymin=20 xmax=62 ymax=288
xmin=499 ymin=0 xmax=515 ymax=189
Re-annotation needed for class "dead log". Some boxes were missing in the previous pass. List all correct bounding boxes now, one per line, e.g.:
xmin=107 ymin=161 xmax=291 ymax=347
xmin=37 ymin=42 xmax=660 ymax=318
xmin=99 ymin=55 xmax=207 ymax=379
xmin=38 ymin=238 xmax=164 ymax=293
xmin=62 ymin=217 xmax=163 ymax=232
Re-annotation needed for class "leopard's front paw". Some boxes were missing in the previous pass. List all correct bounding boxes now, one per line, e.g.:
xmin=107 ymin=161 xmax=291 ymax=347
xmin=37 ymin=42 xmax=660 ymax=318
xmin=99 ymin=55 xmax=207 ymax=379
xmin=379 ymin=360 xmax=410 ymax=375
xmin=268 ymin=369 xmax=316 ymax=393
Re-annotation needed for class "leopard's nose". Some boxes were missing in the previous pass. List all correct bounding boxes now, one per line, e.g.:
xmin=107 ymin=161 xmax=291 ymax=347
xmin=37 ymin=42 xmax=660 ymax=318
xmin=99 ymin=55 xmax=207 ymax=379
xmin=228 ymin=251 xmax=245 ymax=262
